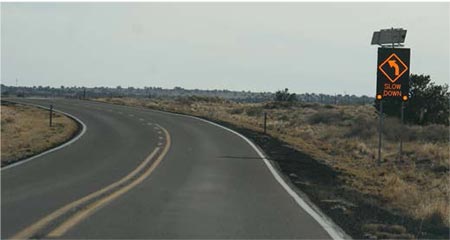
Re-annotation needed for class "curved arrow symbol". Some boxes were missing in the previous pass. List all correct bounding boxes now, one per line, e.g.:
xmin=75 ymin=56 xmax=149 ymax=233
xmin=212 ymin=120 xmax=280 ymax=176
xmin=388 ymin=60 xmax=400 ymax=76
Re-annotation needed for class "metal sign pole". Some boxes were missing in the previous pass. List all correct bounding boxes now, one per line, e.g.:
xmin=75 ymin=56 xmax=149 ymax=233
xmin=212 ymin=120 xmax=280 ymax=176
xmin=399 ymin=101 xmax=404 ymax=162
xmin=378 ymin=100 xmax=383 ymax=166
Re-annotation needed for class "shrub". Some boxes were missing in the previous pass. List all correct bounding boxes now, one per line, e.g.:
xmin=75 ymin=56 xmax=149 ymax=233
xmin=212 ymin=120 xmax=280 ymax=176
xmin=245 ymin=106 xmax=263 ymax=117
xmin=383 ymin=123 xmax=449 ymax=142
xmin=228 ymin=108 xmax=244 ymax=115
xmin=346 ymin=115 xmax=377 ymax=138
xmin=263 ymin=101 xmax=295 ymax=109
xmin=308 ymin=109 xmax=346 ymax=125
xmin=4 ymin=116 xmax=14 ymax=124
xmin=418 ymin=124 xmax=449 ymax=142
xmin=176 ymin=95 xmax=225 ymax=104
xmin=274 ymin=88 xmax=297 ymax=102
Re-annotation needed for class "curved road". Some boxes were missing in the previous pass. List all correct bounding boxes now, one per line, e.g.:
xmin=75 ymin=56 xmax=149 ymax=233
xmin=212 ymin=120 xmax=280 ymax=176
xmin=2 ymin=98 xmax=339 ymax=239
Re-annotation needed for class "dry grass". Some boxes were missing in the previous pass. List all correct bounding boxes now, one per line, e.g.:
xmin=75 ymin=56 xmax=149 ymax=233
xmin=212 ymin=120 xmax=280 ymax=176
xmin=96 ymin=97 xmax=449 ymax=229
xmin=1 ymin=102 xmax=79 ymax=166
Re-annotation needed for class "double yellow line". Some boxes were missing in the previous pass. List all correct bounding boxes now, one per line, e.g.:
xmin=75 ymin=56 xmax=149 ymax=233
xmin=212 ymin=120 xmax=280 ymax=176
xmin=11 ymin=125 xmax=171 ymax=239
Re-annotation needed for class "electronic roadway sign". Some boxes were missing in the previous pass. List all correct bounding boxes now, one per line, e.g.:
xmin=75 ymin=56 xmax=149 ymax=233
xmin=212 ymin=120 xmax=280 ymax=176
xmin=376 ymin=48 xmax=410 ymax=101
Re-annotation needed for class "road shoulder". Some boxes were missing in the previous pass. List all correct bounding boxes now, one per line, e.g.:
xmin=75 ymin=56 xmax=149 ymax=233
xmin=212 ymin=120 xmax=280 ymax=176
xmin=1 ymin=100 xmax=84 ymax=169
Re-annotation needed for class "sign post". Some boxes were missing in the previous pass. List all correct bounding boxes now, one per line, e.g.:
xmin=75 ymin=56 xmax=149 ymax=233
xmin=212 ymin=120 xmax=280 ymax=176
xmin=378 ymin=100 xmax=383 ymax=165
xmin=399 ymin=101 xmax=405 ymax=162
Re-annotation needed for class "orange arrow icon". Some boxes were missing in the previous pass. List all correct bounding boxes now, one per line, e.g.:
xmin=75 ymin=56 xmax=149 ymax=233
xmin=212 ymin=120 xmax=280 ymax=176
xmin=388 ymin=60 xmax=400 ymax=76
xmin=379 ymin=53 xmax=408 ymax=83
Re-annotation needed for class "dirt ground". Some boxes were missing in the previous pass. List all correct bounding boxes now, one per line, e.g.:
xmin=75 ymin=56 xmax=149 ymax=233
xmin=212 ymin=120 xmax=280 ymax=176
xmin=1 ymin=101 xmax=79 ymax=167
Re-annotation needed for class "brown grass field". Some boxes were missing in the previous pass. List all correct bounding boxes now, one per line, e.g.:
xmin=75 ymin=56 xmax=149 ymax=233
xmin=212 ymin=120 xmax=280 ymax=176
xmin=1 ymin=101 xmax=79 ymax=167
xmin=96 ymin=96 xmax=449 ymax=239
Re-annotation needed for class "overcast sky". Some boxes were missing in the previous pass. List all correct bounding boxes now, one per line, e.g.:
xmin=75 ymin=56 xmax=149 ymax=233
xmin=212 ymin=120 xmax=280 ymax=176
xmin=2 ymin=2 xmax=449 ymax=96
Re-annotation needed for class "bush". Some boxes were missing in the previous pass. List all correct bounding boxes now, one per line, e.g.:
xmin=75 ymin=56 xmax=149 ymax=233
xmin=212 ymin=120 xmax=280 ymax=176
xmin=382 ymin=121 xmax=448 ymax=143
xmin=417 ymin=124 xmax=449 ymax=142
xmin=245 ymin=106 xmax=263 ymax=116
xmin=346 ymin=115 xmax=377 ymax=138
xmin=176 ymin=95 xmax=226 ymax=104
xmin=228 ymin=108 xmax=244 ymax=115
xmin=274 ymin=88 xmax=297 ymax=102
xmin=308 ymin=109 xmax=347 ymax=125
xmin=263 ymin=101 xmax=295 ymax=109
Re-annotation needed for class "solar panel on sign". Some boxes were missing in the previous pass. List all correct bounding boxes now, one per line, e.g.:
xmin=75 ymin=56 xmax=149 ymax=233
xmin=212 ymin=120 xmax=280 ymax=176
xmin=371 ymin=28 xmax=407 ymax=45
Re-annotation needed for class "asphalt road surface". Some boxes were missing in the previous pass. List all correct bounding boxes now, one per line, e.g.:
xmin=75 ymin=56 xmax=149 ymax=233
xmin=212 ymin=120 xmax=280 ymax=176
xmin=1 ymin=98 xmax=339 ymax=239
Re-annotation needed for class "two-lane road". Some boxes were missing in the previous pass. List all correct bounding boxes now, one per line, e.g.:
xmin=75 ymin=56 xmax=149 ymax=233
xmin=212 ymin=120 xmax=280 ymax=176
xmin=1 ymin=98 xmax=343 ymax=239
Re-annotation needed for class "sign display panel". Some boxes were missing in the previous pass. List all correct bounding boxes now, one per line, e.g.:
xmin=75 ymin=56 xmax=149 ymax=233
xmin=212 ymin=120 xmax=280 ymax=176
xmin=376 ymin=48 xmax=410 ymax=101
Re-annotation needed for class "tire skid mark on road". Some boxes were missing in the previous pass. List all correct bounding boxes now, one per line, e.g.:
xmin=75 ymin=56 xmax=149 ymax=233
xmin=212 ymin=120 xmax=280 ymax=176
xmin=10 ymin=125 xmax=171 ymax=239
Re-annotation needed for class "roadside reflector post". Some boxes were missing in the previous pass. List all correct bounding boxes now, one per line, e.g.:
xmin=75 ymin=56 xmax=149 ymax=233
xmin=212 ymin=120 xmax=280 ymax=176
xmin=378 ymin=100 xmax=383 ymax=166
xmin=263 ymin=112 xmax=267 ymax=134
xmin=49 ymin=104 xmax=53 ymax=127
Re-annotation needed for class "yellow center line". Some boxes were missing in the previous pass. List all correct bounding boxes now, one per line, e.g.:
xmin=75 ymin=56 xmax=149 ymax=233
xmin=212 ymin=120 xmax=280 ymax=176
xmin=11 ymin=125 xmax=171 ymax=239
xmin=48 ymin=126 xmax=170 ymax=237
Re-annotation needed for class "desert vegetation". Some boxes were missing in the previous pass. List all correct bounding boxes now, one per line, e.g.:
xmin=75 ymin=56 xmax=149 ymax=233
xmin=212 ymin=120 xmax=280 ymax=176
xmin=96 ymin=95 xmax=449 ymax=238
xmin=1 ymin=101 xmax=79 ymax=167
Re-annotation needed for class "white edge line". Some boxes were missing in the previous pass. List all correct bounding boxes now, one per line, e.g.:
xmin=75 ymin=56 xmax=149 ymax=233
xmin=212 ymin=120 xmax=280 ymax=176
xmin=144 ymin=108 xmax=350 ymax=240
xmin=1 ymin=101 xmax=87 ymax=171
xmin=191 ymin=116 xmax=349 ymax=240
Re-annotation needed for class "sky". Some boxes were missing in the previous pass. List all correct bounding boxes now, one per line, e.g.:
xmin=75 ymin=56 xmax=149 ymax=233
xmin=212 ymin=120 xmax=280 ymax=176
xmin=1 ymin=2 xmax=449 ymax=96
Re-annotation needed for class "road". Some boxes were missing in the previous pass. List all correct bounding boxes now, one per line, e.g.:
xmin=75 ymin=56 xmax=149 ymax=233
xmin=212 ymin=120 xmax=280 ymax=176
xmin=1 ymin=98 xmax=340 ymax=239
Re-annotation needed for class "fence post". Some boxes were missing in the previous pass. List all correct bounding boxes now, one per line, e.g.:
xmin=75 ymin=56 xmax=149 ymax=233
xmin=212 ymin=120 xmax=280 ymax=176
xmin=264 ymin=112 xmax=267 ymax=134
xmin=49 ymin=104 xmax=53 ymax=127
